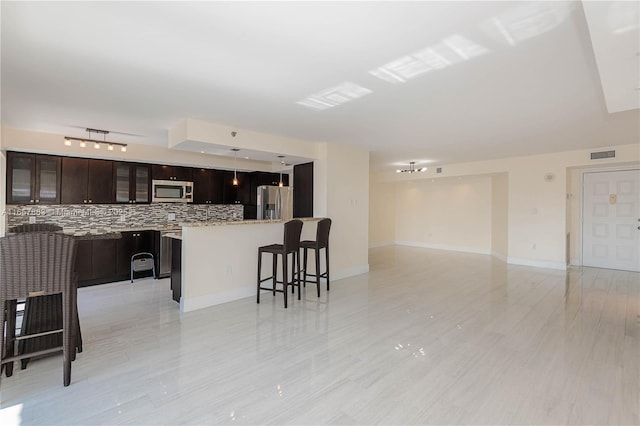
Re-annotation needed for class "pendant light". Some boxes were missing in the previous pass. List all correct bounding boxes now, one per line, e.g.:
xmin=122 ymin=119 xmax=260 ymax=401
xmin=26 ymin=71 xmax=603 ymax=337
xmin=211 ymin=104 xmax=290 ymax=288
xmin=230 ymin=131 xmax=239 ymax=186
xmin=277 ymin=155 xmax=285 ymax=187
xmin=231 ymin=148 xmax=240 ymax=186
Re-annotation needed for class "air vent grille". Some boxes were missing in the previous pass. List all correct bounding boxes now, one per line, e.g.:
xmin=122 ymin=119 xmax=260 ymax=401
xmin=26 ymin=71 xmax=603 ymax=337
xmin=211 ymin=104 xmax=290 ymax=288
xmin=590 ymin=150 xmax=615 ymax=160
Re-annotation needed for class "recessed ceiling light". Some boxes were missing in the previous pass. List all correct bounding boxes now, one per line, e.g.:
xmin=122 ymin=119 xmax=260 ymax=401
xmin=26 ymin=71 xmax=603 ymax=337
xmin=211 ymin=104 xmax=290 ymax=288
xmin=200 ymin=151 xmax=205 ymax=154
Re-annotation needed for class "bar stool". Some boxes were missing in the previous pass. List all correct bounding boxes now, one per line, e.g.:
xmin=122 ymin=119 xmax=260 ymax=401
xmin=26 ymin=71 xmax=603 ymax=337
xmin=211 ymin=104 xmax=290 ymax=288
xmin=301 ymin=218 xmax=332 ymax=296
xmin=257 ymin=219 xmax=303 ymax=308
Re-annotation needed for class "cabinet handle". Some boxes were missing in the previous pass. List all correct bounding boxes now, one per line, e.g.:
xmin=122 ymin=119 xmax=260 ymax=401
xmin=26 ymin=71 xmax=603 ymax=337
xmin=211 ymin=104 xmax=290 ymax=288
xmin=35 ymin=200 xmax=40 ymax=204
xmin=89 ymin=200 xmax=92 ymax=203
xmin=30 ymin=199 xmax=34 ymax=203
xmin=84 ymin=200 xmax=87 ymax=204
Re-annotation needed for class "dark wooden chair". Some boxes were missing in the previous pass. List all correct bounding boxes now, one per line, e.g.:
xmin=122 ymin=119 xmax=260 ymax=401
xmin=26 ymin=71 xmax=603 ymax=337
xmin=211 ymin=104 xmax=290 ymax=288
xmin=257 ymin=219 xmax=303 ymax=308
xmin=0 ymin=232 xmax=79 ymax=386
xmin=301 ymin=218 xmax=332 ymax=296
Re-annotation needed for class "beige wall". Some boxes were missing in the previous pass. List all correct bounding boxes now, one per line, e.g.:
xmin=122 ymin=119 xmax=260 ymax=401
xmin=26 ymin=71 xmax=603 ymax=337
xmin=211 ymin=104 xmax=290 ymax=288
xmin=491 ymin=173 xmax=509 ymax=260
xmin=322 ymin=143 xmax=369 ymax=278
xmin=394 ymin=175 xmax=493 ymax=254
xmin=368 ymin=176 xmax=395 ymax=247
xmin=372 ymin=143 xmax=639 ymax=269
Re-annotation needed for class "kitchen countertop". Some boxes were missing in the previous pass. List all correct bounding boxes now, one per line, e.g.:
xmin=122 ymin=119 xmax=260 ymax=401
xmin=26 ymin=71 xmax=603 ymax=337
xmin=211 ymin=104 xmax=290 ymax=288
xmin=181 ymin=217 xmax=321 ymax=227
xmin=162 ymin=232 xmax=182 ymax=240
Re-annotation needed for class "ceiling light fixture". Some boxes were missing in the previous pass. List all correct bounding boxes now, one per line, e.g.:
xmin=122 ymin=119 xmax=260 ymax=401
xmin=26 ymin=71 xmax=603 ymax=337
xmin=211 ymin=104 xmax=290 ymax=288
xmin=396 ymin=162 xmax=427 ymax=173
xmin=277 ymin=155 xmax=285 ymax=187
xmin=64 ymin=128 xmax=128 ymax=153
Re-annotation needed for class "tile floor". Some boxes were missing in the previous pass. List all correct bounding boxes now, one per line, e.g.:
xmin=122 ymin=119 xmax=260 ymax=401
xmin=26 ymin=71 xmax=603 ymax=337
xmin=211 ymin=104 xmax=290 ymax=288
xmin=0 ymin=245 xmax=638 ymax=425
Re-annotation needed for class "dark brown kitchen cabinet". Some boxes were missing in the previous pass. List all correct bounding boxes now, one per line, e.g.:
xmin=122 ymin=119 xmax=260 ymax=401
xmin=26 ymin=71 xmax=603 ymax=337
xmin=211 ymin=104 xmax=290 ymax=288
xmin=293 ymin=162 xmax=313 ymax=218
xmin=6 ymin=151 xmax=61 ymax=205
xmin=61 ymin=157 xmax=114 ymax=204
xmin=76 ymin=239 xmax=118 ymax=287
xmin=116 ymin=230 xmax=155 ymax=279
xmin=222 ymin=171 xmax=250 ymax=205
xmin=152 ymin=164 xmax=193 ymax=182
xmin=254 ymin=171 xmax=289 ymax=187
xmin=114 ymin=162 xmax=151 ymax=204
xmin=170 ymin=237 xmax=182 ymax=303
xmin=193 ymin=168 xmax=223 ymax=204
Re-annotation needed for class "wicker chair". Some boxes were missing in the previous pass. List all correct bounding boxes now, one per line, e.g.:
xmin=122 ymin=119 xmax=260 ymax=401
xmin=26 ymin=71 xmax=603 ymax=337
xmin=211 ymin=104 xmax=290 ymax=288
xmin=0 ymin=232 xmax=79 ymax=386
xmin=7 ymin=223 xmax=82 ymax=372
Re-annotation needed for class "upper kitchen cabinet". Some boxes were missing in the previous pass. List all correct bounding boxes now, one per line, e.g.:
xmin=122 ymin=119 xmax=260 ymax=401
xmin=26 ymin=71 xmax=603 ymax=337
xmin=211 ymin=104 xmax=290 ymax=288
xmin=193 ymin=168 xmax=223 ymax=204
xmin=222 ymin=171 xmax=250 ymax=204
xmin=152 ymin=164 xmax=193 ymax=182
xmin=6 ymin=151 xmax=61 ymax=205
xmin=114 ymin=162 xmax=151 ymax=204
xmin=293 ymin=162 xmax=313 ymax=218
xmin=61 ymin=157 xmax=114 ymax=204
xmin=254 ymin=171 xmax=289 ymax=187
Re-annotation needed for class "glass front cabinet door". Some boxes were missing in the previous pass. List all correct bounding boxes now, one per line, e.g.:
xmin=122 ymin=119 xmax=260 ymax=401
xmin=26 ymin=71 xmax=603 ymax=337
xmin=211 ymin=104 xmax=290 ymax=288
xmin=7 ymin=152 xmax=61 ymax=204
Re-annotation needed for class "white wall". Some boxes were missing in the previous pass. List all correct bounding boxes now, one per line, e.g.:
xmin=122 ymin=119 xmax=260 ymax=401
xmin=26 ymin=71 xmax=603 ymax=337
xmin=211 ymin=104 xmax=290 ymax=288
xmin=491 ymin=173 xmax=509 ymax=260
xmin=394 ymin=175 xmax=493 ymax=254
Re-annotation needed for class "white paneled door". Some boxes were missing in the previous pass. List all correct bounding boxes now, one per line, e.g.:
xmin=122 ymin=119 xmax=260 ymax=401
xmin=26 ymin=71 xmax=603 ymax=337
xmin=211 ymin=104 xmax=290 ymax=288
xmin=582 ymin=169 xmax=640 ymax=272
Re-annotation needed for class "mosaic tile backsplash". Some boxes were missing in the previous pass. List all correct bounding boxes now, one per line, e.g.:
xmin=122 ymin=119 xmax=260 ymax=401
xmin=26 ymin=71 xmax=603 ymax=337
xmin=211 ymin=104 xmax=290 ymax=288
xmin=5 ymin=203 xmax=244 ymax=233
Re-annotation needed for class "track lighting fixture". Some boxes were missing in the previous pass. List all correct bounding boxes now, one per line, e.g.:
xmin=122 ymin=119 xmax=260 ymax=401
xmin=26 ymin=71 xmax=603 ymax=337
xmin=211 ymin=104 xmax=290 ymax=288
xmin=64 ymin=128 xmax=128 ymax=152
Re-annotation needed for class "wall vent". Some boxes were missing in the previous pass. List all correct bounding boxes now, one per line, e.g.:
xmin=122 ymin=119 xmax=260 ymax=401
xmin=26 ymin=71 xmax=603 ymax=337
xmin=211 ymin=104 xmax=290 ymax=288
xmin=436 ymin=167 xmax=442 ymax=174
xmin=590 ymin=150 xmax=615 ymax=160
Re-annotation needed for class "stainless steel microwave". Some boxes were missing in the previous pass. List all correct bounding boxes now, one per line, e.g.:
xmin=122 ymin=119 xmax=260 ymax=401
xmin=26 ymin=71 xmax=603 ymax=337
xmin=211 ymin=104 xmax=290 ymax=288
xmin=152 ymin=179 xmax=193 ymax=203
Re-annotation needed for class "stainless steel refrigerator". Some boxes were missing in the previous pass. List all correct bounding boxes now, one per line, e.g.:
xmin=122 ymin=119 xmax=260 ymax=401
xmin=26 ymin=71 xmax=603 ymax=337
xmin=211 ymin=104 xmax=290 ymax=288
xmin=257 ymin=186 xmax=293 ymax=220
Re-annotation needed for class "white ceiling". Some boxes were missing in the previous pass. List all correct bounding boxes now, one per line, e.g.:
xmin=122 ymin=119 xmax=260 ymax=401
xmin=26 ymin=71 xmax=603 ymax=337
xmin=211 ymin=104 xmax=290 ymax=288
xmin=2 ymin=1 xmax=638 ymax=171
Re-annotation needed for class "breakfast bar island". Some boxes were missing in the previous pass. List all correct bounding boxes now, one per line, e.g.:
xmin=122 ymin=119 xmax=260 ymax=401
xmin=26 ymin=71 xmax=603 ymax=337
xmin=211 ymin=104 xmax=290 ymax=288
xmin=174 ymin=218 xmax=320 ymax=313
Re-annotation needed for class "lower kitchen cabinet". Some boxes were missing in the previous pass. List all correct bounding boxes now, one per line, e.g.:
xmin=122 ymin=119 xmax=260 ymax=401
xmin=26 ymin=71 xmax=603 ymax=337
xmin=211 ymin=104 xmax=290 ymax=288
xmin=170 ymin=237 xmax=182 ymax=303
xmin=116 ymin=230 xmax=155 ymax=279
xmin=76 ymin=239 xmax=118 ymax=287
xmin=77 ymin=231 xmax=157 ymax=287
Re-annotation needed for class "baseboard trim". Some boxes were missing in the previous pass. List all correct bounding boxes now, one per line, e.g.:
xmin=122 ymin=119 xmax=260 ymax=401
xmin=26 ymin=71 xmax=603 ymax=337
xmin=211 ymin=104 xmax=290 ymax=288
xmin=182 ymin=285 xmax=255 ymax=313
xmin=369 ymin=241 xmax=394 ymax=248
xmin=491 ymin=251 xmax=508 ymax=262
xmin=332 ymin=264 xmax=370 ymax=281
xmin=395 ymin=240 xmax=491 ymax=255
xmin=180 ymin=264 xmax=370 ymax=313
xmin=507 ymin=256 xmax=567 ymax=271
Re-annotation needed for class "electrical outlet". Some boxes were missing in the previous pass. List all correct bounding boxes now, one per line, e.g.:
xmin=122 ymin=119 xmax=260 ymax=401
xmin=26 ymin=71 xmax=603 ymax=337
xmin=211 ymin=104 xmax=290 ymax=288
xmin=120 ymin=214 xmax=126 ymax=222
xmin=29 ymin=216 xmax=36 ymax=224
xmin=168 ymin=213 xmax=176 ymax=221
